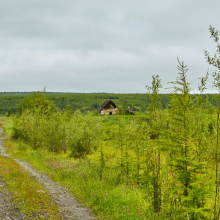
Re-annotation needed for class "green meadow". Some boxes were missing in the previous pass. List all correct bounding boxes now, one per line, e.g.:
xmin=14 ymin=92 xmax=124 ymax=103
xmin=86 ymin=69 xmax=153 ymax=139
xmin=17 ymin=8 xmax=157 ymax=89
xmin=0 ymin=90 xmax=219 ymax=219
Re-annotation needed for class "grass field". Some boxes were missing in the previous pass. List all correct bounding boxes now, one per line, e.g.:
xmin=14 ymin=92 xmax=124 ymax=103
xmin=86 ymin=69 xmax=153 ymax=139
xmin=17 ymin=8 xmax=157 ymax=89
xmin=0 ymin=116 xmax=159 ymax=220
xmin=0 ymin=104 xmax=217 ymax=219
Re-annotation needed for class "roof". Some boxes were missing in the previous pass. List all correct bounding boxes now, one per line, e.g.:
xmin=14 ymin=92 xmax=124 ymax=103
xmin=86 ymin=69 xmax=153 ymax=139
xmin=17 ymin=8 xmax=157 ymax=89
xmin=98 ymin=100 xmax=117 ymax=113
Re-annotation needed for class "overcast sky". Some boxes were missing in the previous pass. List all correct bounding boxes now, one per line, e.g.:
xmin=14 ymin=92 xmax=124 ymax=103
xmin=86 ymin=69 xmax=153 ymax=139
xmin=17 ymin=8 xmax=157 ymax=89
xmin=0 ymin=0 xmax=220 ymax=93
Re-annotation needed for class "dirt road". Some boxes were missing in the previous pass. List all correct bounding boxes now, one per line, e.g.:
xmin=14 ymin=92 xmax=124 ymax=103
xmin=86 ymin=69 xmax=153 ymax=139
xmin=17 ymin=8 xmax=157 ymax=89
xmin=0 ymin=127 xmax=96 ymax=220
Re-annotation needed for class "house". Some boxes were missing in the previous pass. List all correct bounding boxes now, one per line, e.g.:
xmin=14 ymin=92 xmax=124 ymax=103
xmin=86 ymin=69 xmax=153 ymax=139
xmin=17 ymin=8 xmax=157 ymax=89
xmin=98 ymin=100 xmax=117 ymax=115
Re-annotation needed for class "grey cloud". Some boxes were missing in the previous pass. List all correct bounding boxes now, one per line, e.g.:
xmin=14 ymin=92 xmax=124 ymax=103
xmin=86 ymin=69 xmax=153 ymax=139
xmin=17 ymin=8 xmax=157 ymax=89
xmin=0 ymin=0 xmax=220 ymax=93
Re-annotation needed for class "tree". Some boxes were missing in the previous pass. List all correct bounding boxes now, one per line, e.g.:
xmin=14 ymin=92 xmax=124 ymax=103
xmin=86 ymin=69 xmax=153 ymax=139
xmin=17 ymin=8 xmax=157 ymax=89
xmin=6 ymin=107 xmax=12 ymax=117
xmin=167 ymin=58 xmax=210 ymax=218
xmin=204 ymin=25 xmax=220 ymax=219
xmin=18 ymin=92 xmax=55 ymax=115
xmin=146 ymin=75 xmax=163 ymax=212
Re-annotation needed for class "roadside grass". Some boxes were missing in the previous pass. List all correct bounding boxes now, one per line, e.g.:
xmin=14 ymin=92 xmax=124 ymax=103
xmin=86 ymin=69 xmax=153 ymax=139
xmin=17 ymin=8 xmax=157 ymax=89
xmin=0 ymin=155 xmax=62 ymax=219
xmin=0 ymin=116 xmax=13 ymax=138
xmin=3 ymin=140 xmax=152 ymax=219
xmin=0 ymin=117 xmax=162 ymax=220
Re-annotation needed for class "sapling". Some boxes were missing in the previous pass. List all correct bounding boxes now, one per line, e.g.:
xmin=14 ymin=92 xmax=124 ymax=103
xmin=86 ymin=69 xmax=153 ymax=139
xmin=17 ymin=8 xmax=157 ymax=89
xmin=125 ymin=125 xmax=132 ymax=185
xmin=133 ymin=118 xmax=142 ymax=185
xmin=195 ymin=72 xmax=209 ymax=162
xmin=146 ymin=74 xmax=162 ymax=212
xmin=99 ymin=145 xmax=105 ymax=180
xmin=166 ymin=58 xmax=213 ymax=219
xmin=204 ymin=25 xmax=220 ymax=219
xmin=167 ymin=58 xmax=192 ymax=216
xmin=116 ymin=117 xmax=126 ymax=182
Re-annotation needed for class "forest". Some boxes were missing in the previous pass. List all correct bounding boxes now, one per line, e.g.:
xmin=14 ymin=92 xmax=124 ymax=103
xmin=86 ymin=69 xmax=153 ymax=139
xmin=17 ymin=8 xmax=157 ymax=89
xmin=0 ymin=91 xmax=220 ymax=116
xmin=1 ymin=26 xmax=220 ymax=219
xmin=0 ymin=92 xmax=170 ymax=115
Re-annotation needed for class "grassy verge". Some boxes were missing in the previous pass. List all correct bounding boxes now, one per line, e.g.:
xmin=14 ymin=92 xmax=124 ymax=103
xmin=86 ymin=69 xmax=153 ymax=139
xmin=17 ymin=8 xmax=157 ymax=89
xmin=0 ymin=155 xmax=62 ymax=219
xmin=0 ymin=117 xmax=156 ymax=220
xmin=1 ymin=116 xmax=13 ymax=138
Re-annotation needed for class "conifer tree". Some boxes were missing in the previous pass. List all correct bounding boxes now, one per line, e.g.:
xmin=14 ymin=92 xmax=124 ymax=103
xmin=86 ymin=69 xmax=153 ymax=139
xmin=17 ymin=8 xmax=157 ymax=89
xmin=168 ymin=58 xmax=210 ymax=218
xmin=196 ymin=72 xmax=209 ymax=161
xmin=146 ymin=74 xmax=162 ymax=212
xmin=204 ymin=25 xmax=220 ymax=219
xmin=168 ymin=57 xmax=191 ymax=193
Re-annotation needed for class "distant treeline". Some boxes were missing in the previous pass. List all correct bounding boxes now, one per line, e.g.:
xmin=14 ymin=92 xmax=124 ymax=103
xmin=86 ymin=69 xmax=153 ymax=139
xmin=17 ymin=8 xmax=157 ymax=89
xmin=0 ymin=92 xmax=219 ymax=114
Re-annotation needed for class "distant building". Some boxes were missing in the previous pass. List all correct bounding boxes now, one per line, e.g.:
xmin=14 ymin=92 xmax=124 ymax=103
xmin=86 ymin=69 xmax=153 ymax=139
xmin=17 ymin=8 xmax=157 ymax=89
xmin=98 ymin=100 xmax=117 ymax=115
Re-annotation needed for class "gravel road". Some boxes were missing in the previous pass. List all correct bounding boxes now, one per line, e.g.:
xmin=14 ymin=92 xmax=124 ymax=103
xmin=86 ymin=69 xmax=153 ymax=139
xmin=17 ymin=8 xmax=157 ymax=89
xmin=0 ymin=127 xmax=96 ymax=220
xmin=0 ymin=174 xmax=26 ymax=220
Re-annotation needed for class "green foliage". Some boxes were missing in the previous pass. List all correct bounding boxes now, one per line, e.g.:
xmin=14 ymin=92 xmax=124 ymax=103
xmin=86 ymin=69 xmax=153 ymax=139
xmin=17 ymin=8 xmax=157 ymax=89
xmin=2 ymin=106 xmax=217 ymax=219
xmin=145 ymin=74 xmax=163 ymax=212
xmin=0 ymin=92 xmax=171 ymax=115
xmin=13 ymin=109 xmax=101 ymax=157
xmin=6 ymin=107 xmax=12 ymax=117
xmin=116 ymin=104 xmax=127 ymax=115
xmin=69 ymin=111 xmax=102 ymax=158
xmin=205 ymin=25 xmax=220 ymax=219
xmin=17 ymin=92 xmax=55 ymax=115
xmin=146 ymin=74 xmax=162 ymax=112
xmin=1 ymin=91 xmax=220 ymax=116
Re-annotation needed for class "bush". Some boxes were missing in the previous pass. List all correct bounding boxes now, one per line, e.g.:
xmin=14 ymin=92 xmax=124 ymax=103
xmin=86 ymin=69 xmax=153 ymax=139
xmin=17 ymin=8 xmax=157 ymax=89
xmin=18 ymin=92 xmax=55 ymax=115
xmin=12 ymin=109 xmax=102 ymax=157
xmin=68 ymin=111 xmax=102 ymax=158
xmin=6 ymin=107 xmax=12 ymax=117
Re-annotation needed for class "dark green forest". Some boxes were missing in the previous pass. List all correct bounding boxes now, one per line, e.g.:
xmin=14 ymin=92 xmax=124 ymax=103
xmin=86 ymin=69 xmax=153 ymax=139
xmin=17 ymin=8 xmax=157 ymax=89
xmin=0 ymin=92 xmax=219 ymax=115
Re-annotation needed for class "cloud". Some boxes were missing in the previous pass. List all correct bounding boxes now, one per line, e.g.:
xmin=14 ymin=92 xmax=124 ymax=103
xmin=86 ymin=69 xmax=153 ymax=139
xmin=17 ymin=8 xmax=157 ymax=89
xmin=0 ymin=0 xmax=220 ymax=93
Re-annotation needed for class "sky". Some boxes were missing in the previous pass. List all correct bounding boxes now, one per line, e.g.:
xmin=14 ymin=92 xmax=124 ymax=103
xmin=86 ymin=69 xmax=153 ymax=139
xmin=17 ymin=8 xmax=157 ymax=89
xmin=0 ymin=0 xmax=220 ymax=93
